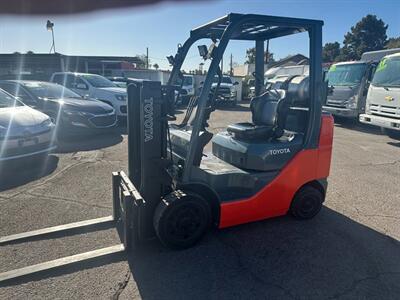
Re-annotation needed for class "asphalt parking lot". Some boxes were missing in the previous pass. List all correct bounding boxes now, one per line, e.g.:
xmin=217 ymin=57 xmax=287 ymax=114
xmin=0 ymin=104 xmax=399 ymax=299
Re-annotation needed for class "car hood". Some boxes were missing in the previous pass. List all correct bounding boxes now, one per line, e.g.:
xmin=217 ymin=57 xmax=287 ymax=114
xmin=51 ymin=98 xmax=114 ymax=114
xmin=0 ymin=106 xmax=48 ymax=128
xmin=97 ymin=87 xmax=127 ymax=95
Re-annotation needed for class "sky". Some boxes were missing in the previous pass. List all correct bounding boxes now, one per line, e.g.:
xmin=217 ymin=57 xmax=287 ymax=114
xmin=0 ymin=0 xmax=399 ymax=71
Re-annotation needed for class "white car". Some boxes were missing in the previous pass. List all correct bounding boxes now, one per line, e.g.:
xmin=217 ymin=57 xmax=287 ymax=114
xmin=50 ymin=72 xmax=127 ymax=118
xmin=0 ymin=89 xmax=56 ymax=162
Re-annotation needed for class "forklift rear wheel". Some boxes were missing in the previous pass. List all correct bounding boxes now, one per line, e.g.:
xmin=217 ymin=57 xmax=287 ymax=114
xmin=154 ymin=191 xmax=212 ymax=249
xmin=289 ymin=185 xmax=324 ymax=219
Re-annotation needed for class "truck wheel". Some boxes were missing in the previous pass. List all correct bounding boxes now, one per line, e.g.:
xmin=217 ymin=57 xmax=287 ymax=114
xmin=382 ymin=128 xmax=400 ymax=140
xmin=289 ymin=185 xmax=324 ymax=220
xmin=153 ymin=190 xmax=211 ymax=249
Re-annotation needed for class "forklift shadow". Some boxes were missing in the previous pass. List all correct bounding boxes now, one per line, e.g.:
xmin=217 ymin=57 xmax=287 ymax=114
xmin=56 ymin=132 xmax=123 ymax=153
xmin=0 ymin=155 xmax=59 ymax=192
xmin=127 ymin=207 xmax=400 ymax=299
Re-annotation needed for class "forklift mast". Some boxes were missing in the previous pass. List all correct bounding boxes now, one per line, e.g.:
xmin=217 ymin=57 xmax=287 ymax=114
xmin=127 ymin=80 xmax=170 ymax=238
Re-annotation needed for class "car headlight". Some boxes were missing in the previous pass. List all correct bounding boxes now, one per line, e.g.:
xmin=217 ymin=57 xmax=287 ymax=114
xmin=115 ymin=95 xmax=127 ymax=101
xmin=41 ymin=118 xmax=53 ymax=127
xmin=347 ymin=96 xmax=357 ymax=109
xmin=63 ymin=110 xmax=94 ymax=117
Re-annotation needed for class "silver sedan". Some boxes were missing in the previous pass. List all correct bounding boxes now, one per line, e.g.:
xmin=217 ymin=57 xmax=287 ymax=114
xmin=0 ymin=89 xmax=56 ymax=162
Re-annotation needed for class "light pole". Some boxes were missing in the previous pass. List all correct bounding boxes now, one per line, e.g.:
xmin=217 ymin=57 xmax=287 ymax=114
xmin=46 ymin=20 xmax=56 ymax=54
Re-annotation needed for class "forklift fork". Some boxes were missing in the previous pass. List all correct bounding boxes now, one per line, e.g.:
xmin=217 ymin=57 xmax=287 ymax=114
xmin=0 ymin=171 xmax=144 ymax=283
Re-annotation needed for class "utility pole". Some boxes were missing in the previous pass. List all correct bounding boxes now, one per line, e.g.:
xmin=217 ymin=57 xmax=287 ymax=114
xmin=146 ymin=47 xmax=149 ymax=69
xmin=230 ymin=53 xmax=233 ymax=76
xmin=220 ymin=55 xmax=223 ymax=73
xmin=265 ymin=39 xmax=270 ymax=64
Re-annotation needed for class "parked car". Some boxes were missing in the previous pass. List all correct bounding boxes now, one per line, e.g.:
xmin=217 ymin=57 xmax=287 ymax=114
xmin=209 ymin=75 xmax=238 ymax=106
xmin=175 ymin=75 xmax=195 ymax=105
xmin=0 ymin=88 xmax=56 ymax=162
xmin=50 ymin=72 xmax=127 ymax=119
xmin=108 ymin=77 xmax=128 ymax=88
xmin=0 ymin=80 xmax=117 ymax=137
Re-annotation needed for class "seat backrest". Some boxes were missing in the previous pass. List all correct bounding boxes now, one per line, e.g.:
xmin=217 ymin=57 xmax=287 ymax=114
xmin=250 ymin=89 xmax=286 ymax=126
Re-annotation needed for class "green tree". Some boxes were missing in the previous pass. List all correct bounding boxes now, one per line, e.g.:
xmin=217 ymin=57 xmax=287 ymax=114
xmin=245 ymin=47 xmax=274 ymax=64
xmin=341 ymin=14 xmax=388 ymax=60
xmin=385 ymin=37 xmax=400 ymax=49
xmin=153 ymin=63 xmax=159 ymax=70
xmin=322 ymin=42 xmax=341 ymax=63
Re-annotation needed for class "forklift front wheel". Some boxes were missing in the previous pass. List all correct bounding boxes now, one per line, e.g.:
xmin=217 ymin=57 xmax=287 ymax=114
xmin=154 ymin=191 xmax=212 ymax=250
xmin=289 ymin=185 xmax=324 ymax=220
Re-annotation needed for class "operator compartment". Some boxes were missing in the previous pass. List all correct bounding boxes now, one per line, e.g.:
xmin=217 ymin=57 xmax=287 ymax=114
xmin=212 ymin=75 xmax=310 ymax=172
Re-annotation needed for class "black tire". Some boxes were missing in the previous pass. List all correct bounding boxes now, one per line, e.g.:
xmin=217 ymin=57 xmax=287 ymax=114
xmin=153 ymin=190 xmax=211 ymax=250
xmin=289 ymin=185 xmax=324 ymax=220
xmin=381 ymin=128 xmax=400 ymax=140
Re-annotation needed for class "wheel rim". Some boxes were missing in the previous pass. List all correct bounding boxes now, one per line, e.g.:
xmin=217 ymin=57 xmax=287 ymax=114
xmin=298 ymin=195 xmax=320 ymax=218
xmin=166 ymin=203 xmax=204 ymax=241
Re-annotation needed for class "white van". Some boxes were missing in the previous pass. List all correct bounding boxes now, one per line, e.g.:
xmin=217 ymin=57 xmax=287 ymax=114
xmin=359 ymin=53 xmax=400 ymax=139
xmin=50 ymin=72 xmax=127 ymax=118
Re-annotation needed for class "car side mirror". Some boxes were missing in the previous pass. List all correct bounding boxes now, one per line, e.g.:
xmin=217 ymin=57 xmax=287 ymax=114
xmin=233 ymin=81 xmax=239 ymax=86
xmin=76 ymin=83 xmax=88 ymax=90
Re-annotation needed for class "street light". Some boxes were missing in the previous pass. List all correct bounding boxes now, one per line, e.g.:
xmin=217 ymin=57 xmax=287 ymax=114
xmin=46 ymin=20 xmax=56 ymax=54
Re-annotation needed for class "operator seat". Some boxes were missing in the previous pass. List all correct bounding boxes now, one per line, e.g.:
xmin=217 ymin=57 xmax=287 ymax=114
xmin=227 ymin=89 xmax=288 ymax=140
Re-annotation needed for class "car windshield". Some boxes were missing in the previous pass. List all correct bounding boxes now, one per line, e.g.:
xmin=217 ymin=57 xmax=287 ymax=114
xmin=82 ymin=74 xmax=117 ymax=88
xmin=0 ymin=89 xmax=23 ymax=108
xmin=372 ymin=57 xmax=400 ymax=87
xmin=213 ymin=76 xmax=232 ymax=84
xmin=113 ymin=81 xmax=127 ymax=88
xmin=23 ymin=82 xmax=82 ymax=99
xmin=327 ymin=63 xmax=367 ymax=86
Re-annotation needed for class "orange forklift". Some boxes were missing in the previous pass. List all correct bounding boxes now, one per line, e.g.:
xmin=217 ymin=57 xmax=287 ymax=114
xmin=0 ymin=13 xmax=333 ymax=283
